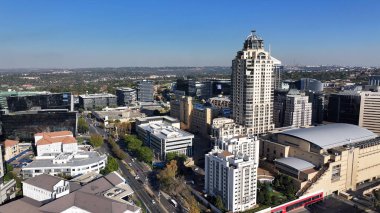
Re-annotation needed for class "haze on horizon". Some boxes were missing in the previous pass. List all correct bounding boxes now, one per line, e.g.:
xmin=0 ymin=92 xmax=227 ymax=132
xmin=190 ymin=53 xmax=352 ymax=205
xmin=0 ymin=0 xmax=379 ymax=69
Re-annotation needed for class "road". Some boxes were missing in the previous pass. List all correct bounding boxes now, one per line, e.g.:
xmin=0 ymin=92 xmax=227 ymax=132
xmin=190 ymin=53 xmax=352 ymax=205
xmin=85 ymin=116 xmax=178 ymax=213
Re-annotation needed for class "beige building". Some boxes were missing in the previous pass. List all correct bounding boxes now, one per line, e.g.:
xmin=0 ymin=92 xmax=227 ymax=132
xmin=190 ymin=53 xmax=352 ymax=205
xmin=209 ymin=96 xmax=231 ymax=108
xmin=283 ymin=94 xmax=312 ymax=128
xmin=359 ymin=91 xmax=380 ymax=135
xmin=3 ymin=139 xmax=20 ymax=161
xmin=170 ymin=96 xmax=193 ymax=130
xmin=170 ymin=96 xmax=218 ymax=137
xmin=231 ymin=30 xmax=277 ymax=135
xmin=260 ymin=123 xmax=380 ymax=196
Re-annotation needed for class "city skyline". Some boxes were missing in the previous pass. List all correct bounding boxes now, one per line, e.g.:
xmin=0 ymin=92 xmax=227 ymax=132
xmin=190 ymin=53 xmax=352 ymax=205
xmin=1 ymin=0 xmax=380 ymax=68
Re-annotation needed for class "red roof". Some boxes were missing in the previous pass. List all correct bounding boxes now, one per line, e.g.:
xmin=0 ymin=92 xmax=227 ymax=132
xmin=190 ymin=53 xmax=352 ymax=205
xmin=35 ymin=131 xmax=76 ymax=146
xmin=4 ymin=139 xmax=19 ymax=148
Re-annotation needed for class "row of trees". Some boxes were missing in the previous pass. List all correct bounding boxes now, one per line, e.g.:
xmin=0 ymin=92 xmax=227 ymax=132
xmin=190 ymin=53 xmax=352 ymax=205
xmin=89 ymin=134 xmax=104 ymax=148
xmin=157 ymin=160 xmax=200 ymax=213
xmin=78 ymin=117 xmax=89 ymax=134
xmin=108 ymin=137 xmax=127 ymax=160
xmin=124 ymin=135 xmax=153 ymax=163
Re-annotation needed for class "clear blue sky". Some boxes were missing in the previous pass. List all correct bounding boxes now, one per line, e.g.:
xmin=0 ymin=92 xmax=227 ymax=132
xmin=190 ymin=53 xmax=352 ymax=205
xmin=1 ymin=0 xmax=379 ymax=68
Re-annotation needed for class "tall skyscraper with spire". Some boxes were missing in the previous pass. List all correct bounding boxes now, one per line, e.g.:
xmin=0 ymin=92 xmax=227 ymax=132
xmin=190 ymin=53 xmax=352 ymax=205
xmin=231 ymin=30 xmax=279 ymax=134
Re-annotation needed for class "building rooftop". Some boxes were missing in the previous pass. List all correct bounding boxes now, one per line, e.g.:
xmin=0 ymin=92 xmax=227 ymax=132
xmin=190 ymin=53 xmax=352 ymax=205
xmin=136 ymin=115 xmax=179 ymax=123
xmin=274 ymin=157 xmax=315 ymax=172
xmin=35 ymin=131 xmax=73 ymax=137
xmin=35 ymin=131 xmax=76 ymax=146
xmin=39 ymin=191 xmax=139 ymax=213
xmin=23 ymin=152 xmax=106 ymax=169
xmin=280 ymin=123 xmax=377 ymax=149
xmin=139 ymin=123 xmax=193 ymax=139
xmin=23 ymin=174 xmax=64 ymax=191
xmin=3 ymin=139 xmax=19 ymax=148
xmin=79 ymin=93 xmax=116 ymax=99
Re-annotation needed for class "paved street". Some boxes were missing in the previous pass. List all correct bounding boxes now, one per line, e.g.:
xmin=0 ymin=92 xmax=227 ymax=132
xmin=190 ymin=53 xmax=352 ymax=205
xmin=86 ymin=116 xmax=178 ymax=213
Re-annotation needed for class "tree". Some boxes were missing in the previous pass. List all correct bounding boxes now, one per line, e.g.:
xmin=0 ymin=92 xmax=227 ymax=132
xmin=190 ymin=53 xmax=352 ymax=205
xmin=157 ymin=160 xmax=178 ymax=190
xmin=116 ymin=122 xmax=132 ymax=136
xmin=78 ymin=117 xmax=89 ymax=133
xmin=187 ymin=195 xmax=200 ymax=213
xmin=6 ymin=163 xmax=13 ymax=173
xmin=127 ymin=139 xmax=143 ymax=153
xmin=257 ymin=190 xmax=265 ymax=204
xmin=89 ymin=134 xmax=104 ymax=148
xmin=101 ymin=156 xmax=119 ymax=175
xmin=215 ymin=195 xmax=224 ymax=211
xmin=136 ymin=146 xmax=154 ymax=163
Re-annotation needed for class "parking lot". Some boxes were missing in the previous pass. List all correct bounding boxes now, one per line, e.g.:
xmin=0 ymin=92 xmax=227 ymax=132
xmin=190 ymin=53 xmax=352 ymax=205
xmin=306 ymin=196 xmax=365 ymax=213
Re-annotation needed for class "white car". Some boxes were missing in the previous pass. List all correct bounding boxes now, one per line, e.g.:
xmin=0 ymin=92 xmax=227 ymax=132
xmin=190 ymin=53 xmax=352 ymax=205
xmin=135 ymin=175 xmax=139 ymax=180
xmin=152 ymin=199 xmax=156 ymax=204
xmin=128 ymin=163 xmax=132 ymax=166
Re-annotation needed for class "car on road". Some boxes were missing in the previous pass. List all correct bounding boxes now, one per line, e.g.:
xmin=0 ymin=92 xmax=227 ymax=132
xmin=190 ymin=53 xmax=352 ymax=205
xmin=128 ymin=163 xmax=132 ymax=166
xmin=152 ymin=199 xmax=156 ymax=204
xmin=194 ymin=167 xmax=199 ymax=171
xmin=135 ymin=175 xmax=139 ymax=179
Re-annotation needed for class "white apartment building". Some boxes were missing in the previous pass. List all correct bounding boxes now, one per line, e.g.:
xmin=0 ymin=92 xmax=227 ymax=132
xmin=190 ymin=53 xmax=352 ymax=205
xmin=359 ymin=91 xmax=380 ymax=135
xmin=137 ymin=122 xmax=194 ymax=160
xmin=211 ymin=118 xmax=246 ymax=141
xmin=35 ymin=131 xmax=78 ymax=156
xmin=23 ymin=174 xmax=70 ymax=202
xmin=283 ymin=94 xmax=312 ymax=127
xmin=205 ymin=149 xmax=258 ymax=212
xmin=231 ymin=30 xmax=277 ymax=135
xmin=220 ymin=135 xmax=259 ymax=162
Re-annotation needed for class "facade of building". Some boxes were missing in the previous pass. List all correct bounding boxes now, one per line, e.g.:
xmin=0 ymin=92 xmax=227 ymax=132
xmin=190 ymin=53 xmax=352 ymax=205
xmin=175 ymin=78 xmax=197 ymax=97
xmin=170 ymin=96 xmax=193 ymax=130
xmin=306 ymin=91 xmax=325 ymax=124
xmin=326 ymin=91 xmax=361 ymax=125
xmin=116 ymin=87 xmax=137 ymax=106
xmin=3 ymin=139 xmax=21 ymax=161
xmin=23 ymin=174 xmax=70 ymax=202
xmin=136 ymin=122 xmax=194 ymax=160
xmin=273 ymin=90 xmax=288 ymax=128
xmin=6 ymin=92 xmax=74 ymax=113
xmin=359 ymin=91 xmax=380 ymax=135
xmin=22 ymin=151 xmax=107 ymax=178
xmin=79 ymin=93 xmax=117 ymax=110
xmin=190 ymin=104 xmax=219 ymax=137
xmin=260 ymin=124 xmax=380 ymax=196
xmin=0 ymin=110 xmax=78 ymax=141
xmin=205 ymin=149 xmax=258 ymax=212
xmin=369 ymin=75 xmax=380 ymax=86
xmin=219 ymin=135 xmax=259 ymax=161
xmin=0 ymin=91 xmax=49 ymax=113
xmin=137 ymin=80 xmax=154 ymax=102
xmin=209 ymin=96 xmax=231 ymax=109
xmin=272 ymin=57 xmax=283 ymax=90
xmin=231 ymin=30 xmax=275 ymax=135
xmin=295 ymin=78 xmax=323 ymax=92
xmin=34 ymin=131 xmax=78 ymax=156
xmin=283 ymin=94 xmax=312 ymax=128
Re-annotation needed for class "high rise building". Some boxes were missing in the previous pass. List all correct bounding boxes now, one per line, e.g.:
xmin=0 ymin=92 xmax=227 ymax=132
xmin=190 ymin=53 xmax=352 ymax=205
xmin=231 ymin=30 xmax=275 ymax=135
xmin=306 ymin=91 xmax=325 ymax=124
xmin=283 ymin=94 xmax=312 ymax=127
xmin=78 ymin=93 xmax=117 ymax=110
xmin=137 ymin=80 xmax=154 ymax=102
xmin=359 ymin=91 xmax=380 ymax=135
xmin=205 ymin=148 xmax=258 ymax=212
xmin=326 ymin=91 xmax=361 ymax=125
xmin=116 ymin=87 xmax=137 ymax=106
xmin=170 ymin=96 xmax=193 ymax=130
xmin=273 ymin=57 xmax=283 ymax=90
xmin=295 ymin=78 xmax=323 ymax=92
xmin=273 ymin=89 xmax=288 ymax=128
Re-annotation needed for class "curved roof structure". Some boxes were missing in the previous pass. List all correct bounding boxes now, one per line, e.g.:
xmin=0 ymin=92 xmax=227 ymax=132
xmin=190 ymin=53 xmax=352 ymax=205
xmin=280 ymin=123 xmax=377 ymax=149
xmin=274 ymin=157 xmax=315 ymax=171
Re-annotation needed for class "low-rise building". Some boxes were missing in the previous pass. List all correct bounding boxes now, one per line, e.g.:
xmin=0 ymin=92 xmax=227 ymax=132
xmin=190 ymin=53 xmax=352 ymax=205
xmin=23 ymin=174 xmax=70 ymax=202
xmin=137 ymin=122 xmax=194 ymax=160
xmin=79 ymin=93 xmax=117 ymax=110
xmin=205 ymin=149 xmax=258 ymax=212
xmin=35 ymin=131 xmax=78 ymax=156
xmin=3 ymin=139 xmax=21 ymax=161
xmin=0 ymin=172 xmax=141 ymax=213
xmin=92 ymin=108 xmax=145 ymax=127
xmin=22 ymin=151 xmax=107 ymax=178
xmin=209 ymin=96 xmax=231 ymax=108
xmin=260 ymin=123 xmax=380 ymax=196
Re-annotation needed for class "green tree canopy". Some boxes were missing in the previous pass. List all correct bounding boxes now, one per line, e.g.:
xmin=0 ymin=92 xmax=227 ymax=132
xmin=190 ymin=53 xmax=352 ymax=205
xmin=89 ymin=134 xmax=104 ymax=148
xmin=215 ymin=195 xmax=224 ymax=211
xmin=137 ymin=146 xmax=153 ymax=163
xmin=78 ymin=117 xmax=89 ymax=133
xmin=101 ymin=156 xmax=119 ymax=175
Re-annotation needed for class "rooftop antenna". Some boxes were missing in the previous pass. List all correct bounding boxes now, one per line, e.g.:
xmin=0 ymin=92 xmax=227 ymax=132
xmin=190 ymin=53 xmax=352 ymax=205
xmin=269 ymin=44 xmax=271 ymax=56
